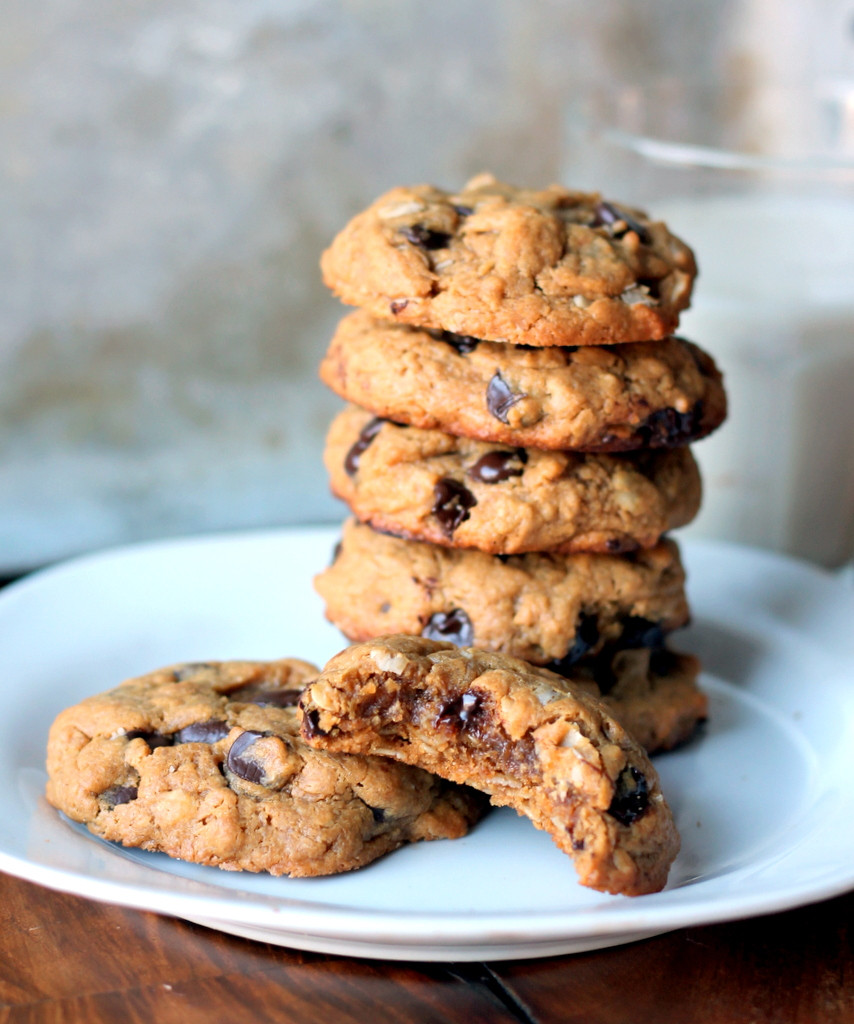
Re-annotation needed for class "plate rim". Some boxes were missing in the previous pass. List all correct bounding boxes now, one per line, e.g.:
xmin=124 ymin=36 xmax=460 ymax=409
xmin=2 ymin=525 xmax=854 ymax=956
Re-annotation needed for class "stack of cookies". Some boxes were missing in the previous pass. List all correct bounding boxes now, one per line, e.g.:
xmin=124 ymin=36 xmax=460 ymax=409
xmin=315 ymin=174 xmax=727 ymax=755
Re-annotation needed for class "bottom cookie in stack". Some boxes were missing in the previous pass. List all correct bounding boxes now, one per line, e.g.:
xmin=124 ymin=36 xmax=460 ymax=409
xmin=314 ymin=520 xmax=706 ymax=754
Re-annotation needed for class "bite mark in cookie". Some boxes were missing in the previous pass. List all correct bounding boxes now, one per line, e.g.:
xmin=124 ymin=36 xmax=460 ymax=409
xmin=299 ymin=635 xmax=681 ymax=895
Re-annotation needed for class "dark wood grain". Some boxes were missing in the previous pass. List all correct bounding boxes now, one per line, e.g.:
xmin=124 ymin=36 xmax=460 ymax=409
xmin=0 ymin=873 xmax=518 ymax=1024
xmin=2 ymin=869 xmax=853 ymax=1024
xmin=491 ymin=891 xmax=854 ymax=1024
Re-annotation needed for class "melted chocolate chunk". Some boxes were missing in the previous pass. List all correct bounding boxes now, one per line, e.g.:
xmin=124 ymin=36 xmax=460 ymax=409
xmin=637 ymin=403 xmax=703 ymax=447
xmin=125 ymin=730 xmax=172 ymax=749
xmin=467 ymin=449 xmax=528 ymax=484
xmin=226 ymin=731 xmax=267 ymax=784
xmin=400 ymin=224 xmax=452 ymax=250
xmin=547 ymin=613 xmax=600 ymax=675
xmin=607 ymin=766 xmax=650 ymax=825
xmin=102 ymin=784 xmax=138 ymax=806
xmin=436 ymin=691 xmax=482 ymax=729
xmin=422 ymin=608 xmax=474 ymax=647
xmin=301 ymin=706 xmax=327 ymax=739
xmin=175 ymin=719 xmax=230 ymax=744
xmin=619 ymin=616 xmax=666 ymax=650
xmin=344 ymin=417 xmax=384 ymax=475
xmin=432 ymin=478 xmax=477 ymax=536
xmin=231 ymin=685 xmax=303 ymax=708
xmin=593 ymin=201 xmax=651 ymax=245
xmin=390 ymin=299 xmax=409 ymax=314
xmin=486 ymin=372 xmax=525 ymax=423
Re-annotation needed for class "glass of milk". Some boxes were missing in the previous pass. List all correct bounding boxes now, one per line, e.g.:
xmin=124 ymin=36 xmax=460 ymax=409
xmin=565 ymin=79 xmax=854 ymax=567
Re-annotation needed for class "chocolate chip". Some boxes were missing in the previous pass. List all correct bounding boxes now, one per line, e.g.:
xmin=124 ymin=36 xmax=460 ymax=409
xmin=637 ymin=403 xmax=702 ymax=447
xmin=605 ymin=537 xmax=637 ymax=554
xmin=545 ymin=614 xmax=600 ymax=676
xmin=486 ymin=372 xmax=525 ymax=423
xmin=467 ymin=448 xmax=527 ymax=484
xmin=436 ymin=691 xmax=482 ymax=729
xmin=636 ymin=277 xmax=661 ymax=299
xmin=344 ymin=417 xmax=384 ymax=475
xmin=619 ymin=616 xmax=666 ymax=650
xmin=422 ymin=608 xmax=474 ymax=647
xmin=648 ymin=647 xmax=678 ymax=676
xmin=125 ymin=730 xmax=172 ymax=749
xmin=226 ymin=731 xmax=267 ymax=784
xmin=571 ymin=837 xmax=585 ymax=851
xmin=452 ymin=204 xmax=473 ymax=217
xmin=400 ymin=224 xmax=452 ymax=250
xmin=390 ymin=299 xmax=409 ymax=314
xmin=175 ymin=719 xmax=230 ymax=744
xmin=330 ymin=541 xmax=342 ymax=565
xmin=102 ymin=784 xmax=138 ymax=806
xmin=232 ymin=685 xmax=303 ymax=708
xmin=432 ymin=478 xmax=476 ymax=536
xmin=301 ymin=706 xmax=327 ymax=739
xmin=593 ymin=201 xmax=651 ymax=244
xmin=607 ymin=766 xmax=650 ymax=825
xmin=427 ymin=328 xmax=480 ymax=354
xmin=366 ymin=804 xmax=386 ymax=824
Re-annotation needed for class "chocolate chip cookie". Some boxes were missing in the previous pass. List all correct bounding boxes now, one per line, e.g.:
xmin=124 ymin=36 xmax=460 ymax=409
xmin=299 ymin=635 xmax=681 ymax=895
xmin=46 ymin=659 xmax=486 ymax=876
xmin=315 ymin=520 xmax=690 ymax=670
xmin=320 ymin=173 xmax=696 ymax=347
xmin=326 ymin=405 xmax=701 ymax=555
xmin=320 ymin=310 xmax=727 ymax=451
xmin=573 ymin=646 xmax=706 ymax=754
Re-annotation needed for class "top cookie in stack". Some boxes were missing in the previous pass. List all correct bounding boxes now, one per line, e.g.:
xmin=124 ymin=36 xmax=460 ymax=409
xmin=315 ymin=173 xmax=726 ymax=754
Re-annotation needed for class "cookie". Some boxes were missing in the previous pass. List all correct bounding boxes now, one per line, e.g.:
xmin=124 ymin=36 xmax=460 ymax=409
xmin=319 ymin=310 xmax=726 ymax=452
xmin=320 ymin=173 xmax=696 ymax=347
xmin=299 ymin=635 xmax=681 ymax=895
xmin=576 ymin=646 xmax=706 ymax=754
xmin=314 ymin=519 xmax=690 ymax=670
xmin=46 ymin=659 xmax=486 ymax=877
xmin=326 ymin=405 xmax=701 ymax=555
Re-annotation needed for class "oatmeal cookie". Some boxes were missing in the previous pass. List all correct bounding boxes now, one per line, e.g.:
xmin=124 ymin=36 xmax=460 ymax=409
xmin=326 ymin=405 xmax=701 ymax=555
xmin=320 ymin=310 xmax=726 ymax=451
xmin=46 ymin=659 xmax=485 ymax=876
xmin=320 ymin=174 xmax=696 ymax=346
xmin=314 ymin=520 xmax=690 ymax=670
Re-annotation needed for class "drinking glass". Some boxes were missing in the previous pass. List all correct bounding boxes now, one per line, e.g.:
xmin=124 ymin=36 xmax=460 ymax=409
xmin=565 ymin=79 xmax=854 ymax=567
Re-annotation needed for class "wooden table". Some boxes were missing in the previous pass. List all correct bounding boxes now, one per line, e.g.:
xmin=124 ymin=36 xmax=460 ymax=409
xmin=1 ymin=870 xmax=851 ymax=1023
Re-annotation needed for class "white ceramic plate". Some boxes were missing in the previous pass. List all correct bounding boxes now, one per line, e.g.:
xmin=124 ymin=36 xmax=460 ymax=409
xmin=1 ymin=527 xmax=852 ymax=961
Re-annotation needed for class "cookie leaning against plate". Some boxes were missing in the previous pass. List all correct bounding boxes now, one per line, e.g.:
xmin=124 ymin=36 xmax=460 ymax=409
xmin=320 ymin=310 xmax=727 ymax=452
xmin=326 ymin=404 xmax=702 ymax=555
xmin=46 ymin=659 xmax=486 ymax=877
xmin=299 ymin=635 xmax=681 ymax=896
xmin=315 ymin=519 xmax=690 ymax=670
xmin=320 ymin=173 xmax=696 ymax=347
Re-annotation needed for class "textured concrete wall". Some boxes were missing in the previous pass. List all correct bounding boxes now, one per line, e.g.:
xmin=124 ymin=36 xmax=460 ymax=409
xmin=2 ymin=0 xmax=849 ymax=570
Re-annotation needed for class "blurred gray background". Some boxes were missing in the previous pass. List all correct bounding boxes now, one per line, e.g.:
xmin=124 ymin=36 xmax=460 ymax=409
xmin=3 ymin=0 xmax=852 ymax=572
